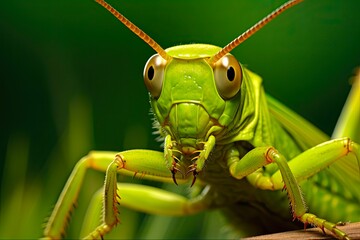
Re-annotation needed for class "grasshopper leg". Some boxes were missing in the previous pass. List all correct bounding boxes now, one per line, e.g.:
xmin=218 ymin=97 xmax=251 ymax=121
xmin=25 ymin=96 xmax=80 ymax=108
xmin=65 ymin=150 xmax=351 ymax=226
xmin=227 ymin=145 xmax=356 ymax=239
xmin=43 ymin=150 xmax=211 ymax=239
xmin=83 ymin=153 xmax=213 ymax=239
xmin=43 ymin=151 xmax=115 ymax=239
xmin=81 ymin=183 xmax=212 ymax=238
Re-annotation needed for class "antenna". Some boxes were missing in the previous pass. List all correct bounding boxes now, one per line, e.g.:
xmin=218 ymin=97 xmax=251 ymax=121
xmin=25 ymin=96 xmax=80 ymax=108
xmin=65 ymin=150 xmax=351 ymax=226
xmin=209 ymin=0 xmax=303 ymax=66
xmin=95 ymin=0 xmax=172 ymax=61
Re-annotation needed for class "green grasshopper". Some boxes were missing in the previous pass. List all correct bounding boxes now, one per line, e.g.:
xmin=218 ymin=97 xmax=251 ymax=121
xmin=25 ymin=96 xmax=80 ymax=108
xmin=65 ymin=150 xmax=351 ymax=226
xmin=43 ymin=0 xmax=360 ymax=239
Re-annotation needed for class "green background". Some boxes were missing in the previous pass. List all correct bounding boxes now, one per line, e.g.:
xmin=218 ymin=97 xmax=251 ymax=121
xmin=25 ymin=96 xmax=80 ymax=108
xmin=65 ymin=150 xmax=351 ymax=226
xmin=1 ymin=0 xmax=359 ymax=238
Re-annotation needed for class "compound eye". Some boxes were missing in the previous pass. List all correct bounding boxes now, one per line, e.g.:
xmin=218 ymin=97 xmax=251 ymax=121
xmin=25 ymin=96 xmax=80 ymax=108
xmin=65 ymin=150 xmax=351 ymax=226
xmin=213 ymin=54 xmax=242 ymax=99
xmin=143 ymin=54 xmax=167 ymax=98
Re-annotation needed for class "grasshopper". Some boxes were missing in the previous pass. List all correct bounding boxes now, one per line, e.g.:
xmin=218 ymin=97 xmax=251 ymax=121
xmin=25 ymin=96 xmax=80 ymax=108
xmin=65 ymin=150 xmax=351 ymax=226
xmin=43 ymin=0 xmax=360 ymax=239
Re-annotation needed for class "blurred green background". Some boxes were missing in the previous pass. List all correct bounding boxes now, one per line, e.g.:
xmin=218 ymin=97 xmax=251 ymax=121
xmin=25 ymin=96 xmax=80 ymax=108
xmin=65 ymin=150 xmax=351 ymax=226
xmin=1 ymin=0 xmax=359 ymax=239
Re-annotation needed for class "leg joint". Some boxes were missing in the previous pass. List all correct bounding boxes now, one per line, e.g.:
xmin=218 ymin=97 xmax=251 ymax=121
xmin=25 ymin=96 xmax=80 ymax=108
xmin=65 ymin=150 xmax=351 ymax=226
xmin=265 ymin=147 xmax=280 ymax=164
xmin=114 ymin=154 xmax=125 ymax=169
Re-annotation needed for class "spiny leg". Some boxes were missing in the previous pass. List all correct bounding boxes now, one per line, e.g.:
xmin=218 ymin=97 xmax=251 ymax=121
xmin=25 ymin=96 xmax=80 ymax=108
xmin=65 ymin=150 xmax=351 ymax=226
xmin=261 ymin=139 xmax=358 ymax=239
xmin=83 ymin=155 xmax=122 ymax=238
xmin=43 ymin=151 xmax=116 ymax=239
xmin=227 ymin=146 xmax=307 ymax=214
xmin=43 ymin=150 xmax=184 ymax=239
xmin=299 ymin=213 xmax=350 ymax=240
xmin=81 ymin=183 xmax=213 ymax=238
xmin=227 ymin=145 xmax=354 ymax=239
xmin=259 ymin=139 xmax=358 ymax=239
xmin=44 ymin=149 xmax=215 ymax=239
xmin=84 ymin=152 xmax=216 ymax=239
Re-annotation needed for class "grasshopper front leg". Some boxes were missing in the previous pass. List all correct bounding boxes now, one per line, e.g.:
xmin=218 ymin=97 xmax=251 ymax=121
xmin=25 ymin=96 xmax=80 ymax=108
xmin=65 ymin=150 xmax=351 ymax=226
xmin=227 ymin=141 xmax=359 ymax=240
xmin=43 ymin=150 xmax=211 ymax=239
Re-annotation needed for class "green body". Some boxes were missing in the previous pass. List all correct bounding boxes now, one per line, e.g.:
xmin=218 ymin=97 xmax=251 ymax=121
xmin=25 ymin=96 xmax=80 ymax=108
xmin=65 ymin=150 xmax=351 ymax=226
xmin=42 ymin=1 xmax=360 ymax=239
xmin=150 ymin=44 xmax=360 ymax=234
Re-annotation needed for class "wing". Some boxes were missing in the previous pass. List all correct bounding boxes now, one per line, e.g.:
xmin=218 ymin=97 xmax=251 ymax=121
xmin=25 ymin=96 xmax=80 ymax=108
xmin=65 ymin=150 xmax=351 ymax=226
xmin=266 ymin=94 xmax=329 ymax=150
xmin=266 ymin=94 xmax=360 ymax=202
